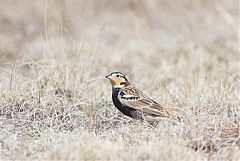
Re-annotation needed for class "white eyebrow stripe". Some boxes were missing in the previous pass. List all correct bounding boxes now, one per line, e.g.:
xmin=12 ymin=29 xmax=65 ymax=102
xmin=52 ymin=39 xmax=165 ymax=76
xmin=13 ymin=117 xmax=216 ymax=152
xmin=111 ymin=72 xmax=125 ymax=77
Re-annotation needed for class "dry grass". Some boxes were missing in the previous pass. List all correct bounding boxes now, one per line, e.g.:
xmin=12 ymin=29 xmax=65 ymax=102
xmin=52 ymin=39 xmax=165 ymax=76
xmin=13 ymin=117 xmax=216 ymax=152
xmin=0 ymin=0 xmax=239 ymax=161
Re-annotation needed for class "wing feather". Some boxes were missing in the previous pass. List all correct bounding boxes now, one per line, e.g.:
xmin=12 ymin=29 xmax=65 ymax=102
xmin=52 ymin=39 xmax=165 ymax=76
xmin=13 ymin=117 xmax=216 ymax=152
xmin=118 ymin=85 xmax=169 ymax=117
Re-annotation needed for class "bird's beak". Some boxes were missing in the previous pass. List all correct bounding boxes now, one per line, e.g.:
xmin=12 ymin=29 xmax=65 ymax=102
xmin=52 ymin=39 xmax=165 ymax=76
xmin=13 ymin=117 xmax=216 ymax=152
xmin=105 ymin=74 xmax=111 ymax=79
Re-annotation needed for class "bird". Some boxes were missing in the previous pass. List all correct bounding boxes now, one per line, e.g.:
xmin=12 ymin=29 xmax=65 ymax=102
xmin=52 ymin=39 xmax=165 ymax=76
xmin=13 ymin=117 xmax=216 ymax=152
xmin=105 ymin=72 xmax=173 ymax=122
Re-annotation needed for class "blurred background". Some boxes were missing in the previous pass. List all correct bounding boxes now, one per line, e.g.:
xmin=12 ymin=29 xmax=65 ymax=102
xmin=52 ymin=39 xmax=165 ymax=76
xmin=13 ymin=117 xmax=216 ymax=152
xmin=0 ymin=2 xmax=239 ymax=160
xmin=0 ymin=0 xmax=239 ymax=65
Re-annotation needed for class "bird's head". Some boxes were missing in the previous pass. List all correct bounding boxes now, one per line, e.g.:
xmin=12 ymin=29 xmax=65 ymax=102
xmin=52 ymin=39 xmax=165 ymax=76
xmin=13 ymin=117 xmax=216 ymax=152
xmin=105 ymin=72 xmax=130 ymax=88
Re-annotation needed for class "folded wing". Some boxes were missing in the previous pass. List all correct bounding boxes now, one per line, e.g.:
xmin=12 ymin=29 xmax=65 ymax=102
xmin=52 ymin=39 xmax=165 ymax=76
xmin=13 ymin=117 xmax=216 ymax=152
xmin=118 ymin=86 xmax=170 ymax=117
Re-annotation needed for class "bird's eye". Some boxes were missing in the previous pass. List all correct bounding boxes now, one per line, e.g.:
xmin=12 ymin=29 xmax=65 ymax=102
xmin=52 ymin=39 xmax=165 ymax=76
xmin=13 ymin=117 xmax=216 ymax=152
xmin=116 ymin=75 xmax=120 ymax=77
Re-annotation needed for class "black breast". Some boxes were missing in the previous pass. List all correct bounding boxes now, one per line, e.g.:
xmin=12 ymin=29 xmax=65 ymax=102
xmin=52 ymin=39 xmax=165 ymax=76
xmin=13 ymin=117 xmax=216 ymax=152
xmin=112 ymin=88 xmax=141 ymax=119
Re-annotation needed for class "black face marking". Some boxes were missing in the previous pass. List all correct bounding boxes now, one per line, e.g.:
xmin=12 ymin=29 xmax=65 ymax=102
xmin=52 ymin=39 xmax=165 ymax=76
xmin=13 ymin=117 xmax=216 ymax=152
xmin=111 ymin=72 xmax=125 ymax=78
xmin=110 ymin=72 xmax=128 ymax=82
xmin=120 ymin=82 xmax=126 ymax=85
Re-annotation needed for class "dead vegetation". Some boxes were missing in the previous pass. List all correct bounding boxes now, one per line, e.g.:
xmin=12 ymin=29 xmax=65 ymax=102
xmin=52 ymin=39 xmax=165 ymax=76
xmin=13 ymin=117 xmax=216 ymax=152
xmin=0 ymin=0 xmax=239 ymax=161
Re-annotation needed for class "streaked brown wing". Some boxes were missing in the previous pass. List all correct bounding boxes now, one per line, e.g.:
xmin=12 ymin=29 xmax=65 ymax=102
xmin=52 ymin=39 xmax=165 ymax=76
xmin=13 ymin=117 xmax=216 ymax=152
xmin=118 ymin=86 xmax=169 ymax=117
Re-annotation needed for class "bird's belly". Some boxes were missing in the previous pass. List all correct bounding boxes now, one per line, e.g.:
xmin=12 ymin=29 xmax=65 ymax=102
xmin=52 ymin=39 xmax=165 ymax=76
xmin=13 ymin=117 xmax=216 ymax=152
xmin=112 ymin=97 xmax=141 ymax=119
xmin=112 ymin=88 xmax=143 ymax=120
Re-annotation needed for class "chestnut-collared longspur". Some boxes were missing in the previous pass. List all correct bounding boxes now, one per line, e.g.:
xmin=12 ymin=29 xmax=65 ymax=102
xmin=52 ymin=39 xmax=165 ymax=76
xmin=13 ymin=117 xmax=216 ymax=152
xmin=105 ymin=72 xmax=171 ymax=122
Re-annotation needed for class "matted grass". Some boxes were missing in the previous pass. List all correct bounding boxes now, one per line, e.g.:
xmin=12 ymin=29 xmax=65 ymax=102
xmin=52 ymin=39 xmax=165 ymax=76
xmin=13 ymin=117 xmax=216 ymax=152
xmin=0 ymin=0 xmax=239 ymax=160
